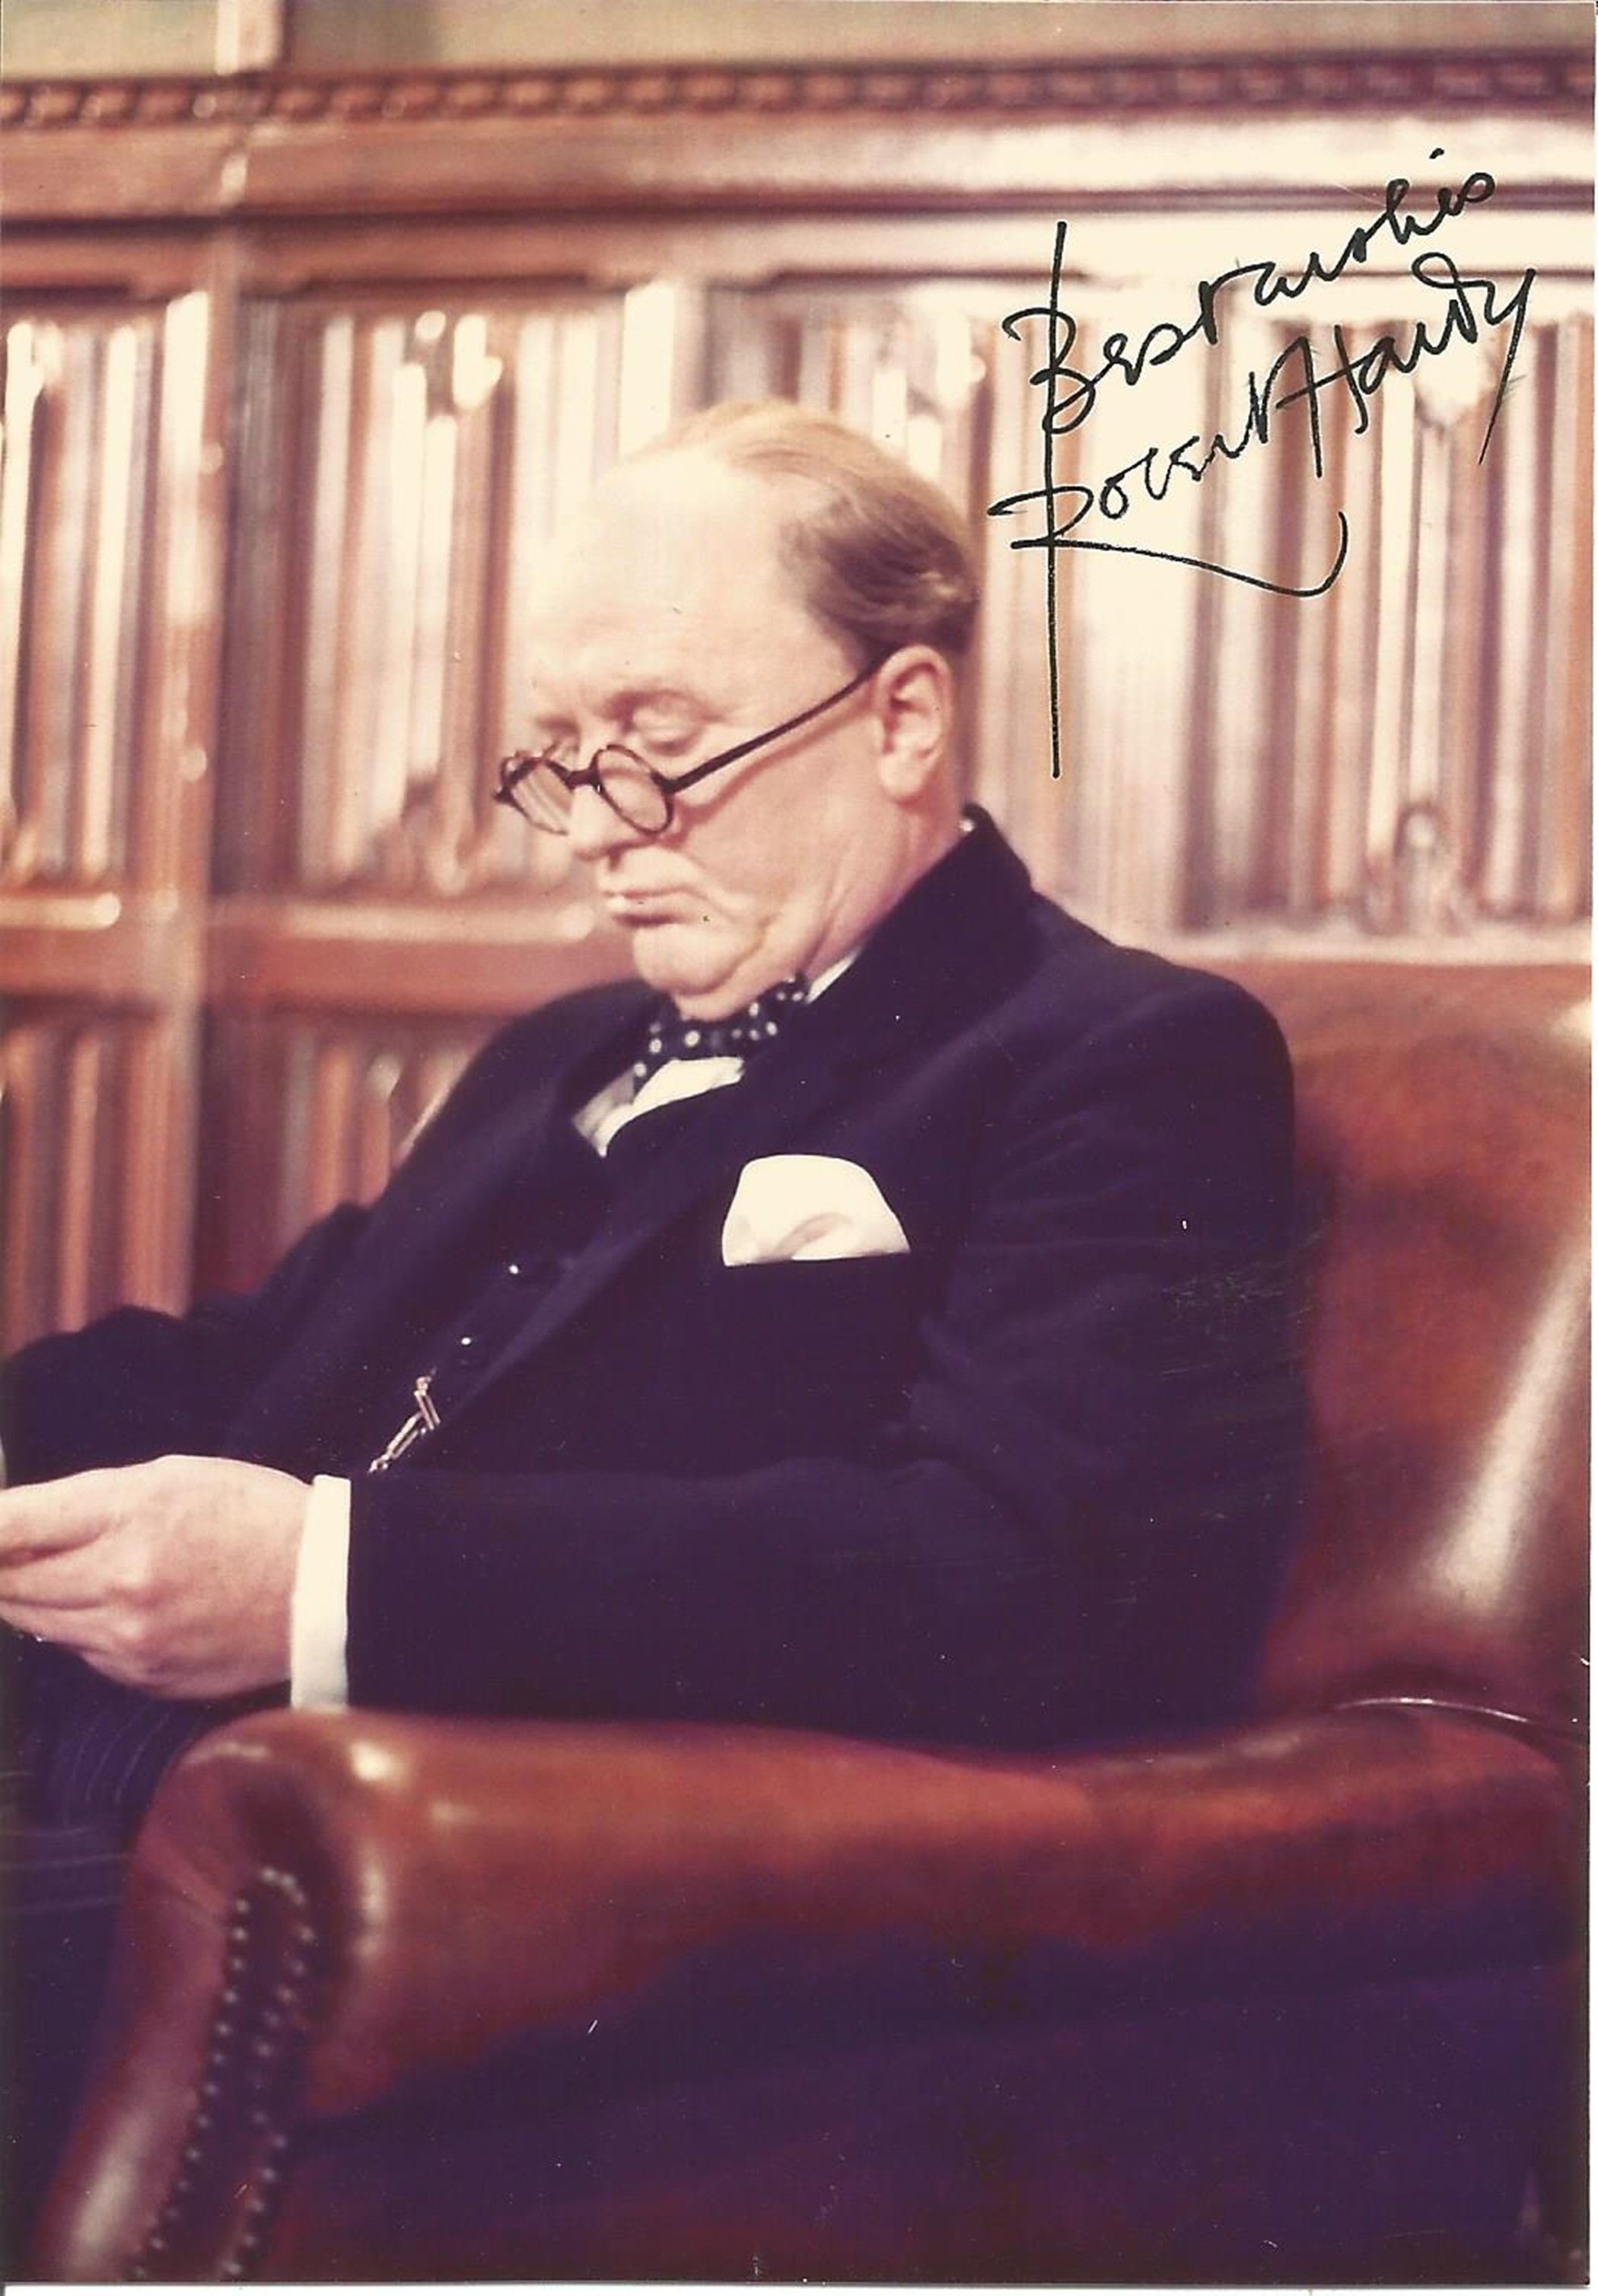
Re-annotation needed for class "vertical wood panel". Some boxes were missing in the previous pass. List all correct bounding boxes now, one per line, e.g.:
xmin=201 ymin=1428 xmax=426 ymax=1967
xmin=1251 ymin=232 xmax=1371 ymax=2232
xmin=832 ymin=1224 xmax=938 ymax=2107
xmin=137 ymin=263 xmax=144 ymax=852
xmin=197 ymin=1013 xmax=485 ymax=1288
xmin=0 ymin=1005 xmax=153 ymax=1344
xmin=0 ymin=282 xmax=223 ymax=1342
xmin=1538 ymin=317 xmax=1593 ymax=921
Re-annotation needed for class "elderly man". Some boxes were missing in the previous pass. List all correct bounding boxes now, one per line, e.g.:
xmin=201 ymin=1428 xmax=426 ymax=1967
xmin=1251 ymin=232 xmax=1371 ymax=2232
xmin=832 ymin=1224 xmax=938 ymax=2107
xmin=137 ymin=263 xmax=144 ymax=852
xmin=2 ymin=403 xmax=1300 ymax=2214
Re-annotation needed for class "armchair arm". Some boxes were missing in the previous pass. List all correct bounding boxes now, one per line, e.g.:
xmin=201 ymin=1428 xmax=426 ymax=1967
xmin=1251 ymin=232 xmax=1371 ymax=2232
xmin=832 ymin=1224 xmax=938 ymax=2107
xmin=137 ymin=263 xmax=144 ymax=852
xmin=34 ymin=1702 xmax=1577 ymax=2281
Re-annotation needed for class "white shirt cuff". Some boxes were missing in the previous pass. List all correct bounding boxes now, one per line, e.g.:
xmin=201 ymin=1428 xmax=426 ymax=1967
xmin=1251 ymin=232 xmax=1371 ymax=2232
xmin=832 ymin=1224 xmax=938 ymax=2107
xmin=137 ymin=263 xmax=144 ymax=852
xmin=290 ymin=1473 xmax=352 ymax=1707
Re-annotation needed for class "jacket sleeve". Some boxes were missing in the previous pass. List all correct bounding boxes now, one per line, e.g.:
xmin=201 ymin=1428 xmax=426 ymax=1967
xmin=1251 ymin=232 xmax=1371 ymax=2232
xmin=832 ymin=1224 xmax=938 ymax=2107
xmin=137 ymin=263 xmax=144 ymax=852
xmin=345 ymin=976 xmax=1304 ymax=1751
xmin=0 ymin=1202 xmax=370 ymax=1487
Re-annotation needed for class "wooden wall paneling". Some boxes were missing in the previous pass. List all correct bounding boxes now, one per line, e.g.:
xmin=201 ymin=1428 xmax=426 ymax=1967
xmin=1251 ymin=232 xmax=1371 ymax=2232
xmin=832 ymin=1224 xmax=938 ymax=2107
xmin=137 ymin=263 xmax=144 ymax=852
xmin=116 ymin=268 xmax=231 ymax=1316
xmin=968 ymin=288 xmax=1060 ymax=887
xmin=1273 ymin=338 xmax=1332 ymax=925
xmin=0 ymin=1014 xmax=53 ymax=1343
xmin=0 ymin=306 xmax=160 ymax=888
xmin=1177 ymin=309 xmax=1329 ymax=935
xmin=1318 ymin=389 xmax=1382 ymax=926
xmin=3 ymin=62 xmax=1590 ymax=231
xmin=1403 ymin=382 xmax=1454 ymax=925
xmin=138 ymin=282 xmax=229 ymax=898
xmin=1281 ymin=333 xmax=1369 ymax=927
xmin=212 ymin=295 xmax=293 ymax=893
xmin=26 ymin=327 xmax=88 ymax=874
xmin=0 ymin=326 xmax=46 ymax=868
xmin=1479 ymin=323 xmax=1540 ymax=920
xmin=0 ymin=269 xmax=229 ymax=1345
xmin=1436 ymin=368 xmax=1493 ymax=927
xmin=0 ymin=1001 xmax=158 ymax=1343
xmin=1547 ymin=313 xmax=1595 ymax=919
xmin=1463 ymin=288 xmax=1595 ymax=929
xmin=194 ymin=1010 xmax=487 ymax=1290
xmin=1358 ymin=344 xmax=1418 ymax=932
xmin=193 ymin=1008 xmax=290 ymax=1300
xmin=1535 ymin=311 xmax=1593 ymax=921
xmin=204 ymin=895 xmax=626 ymax=1017
xmin=1055 ymin=278 xmax=1217 ymax=938
xmin=1116 ymin=279 xmax=1593 ymax=944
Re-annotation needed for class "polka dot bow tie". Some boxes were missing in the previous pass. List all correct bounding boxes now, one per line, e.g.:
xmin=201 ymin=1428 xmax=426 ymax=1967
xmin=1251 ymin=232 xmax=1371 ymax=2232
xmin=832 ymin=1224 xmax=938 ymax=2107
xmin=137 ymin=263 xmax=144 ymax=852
xmin=632 ymin=976 xmax=809 ymax=1086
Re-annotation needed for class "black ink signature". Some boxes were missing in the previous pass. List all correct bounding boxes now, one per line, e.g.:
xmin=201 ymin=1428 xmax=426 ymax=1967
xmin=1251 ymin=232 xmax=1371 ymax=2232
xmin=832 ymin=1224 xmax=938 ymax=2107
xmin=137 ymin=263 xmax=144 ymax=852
xmin=989 ymin=164 xmax=1537 ymax=780
xmin=1005 ymin=164 xmax=1501 ymax=438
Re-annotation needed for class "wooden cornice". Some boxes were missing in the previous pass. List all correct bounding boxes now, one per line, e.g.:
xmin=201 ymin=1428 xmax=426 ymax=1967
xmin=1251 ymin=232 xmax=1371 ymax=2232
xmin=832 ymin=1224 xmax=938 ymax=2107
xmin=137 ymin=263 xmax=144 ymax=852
xmin=3 ymin=51 xmax=1590 ymax=228
xmin=2 ymin=49 xmax=1591 ymax=132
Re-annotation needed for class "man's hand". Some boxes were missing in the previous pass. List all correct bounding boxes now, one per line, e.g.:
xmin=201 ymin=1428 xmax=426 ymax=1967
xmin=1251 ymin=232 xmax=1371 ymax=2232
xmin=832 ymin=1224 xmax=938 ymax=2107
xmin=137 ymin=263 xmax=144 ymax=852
xmin=0 ymin=1455 xmax=310 ymax=1700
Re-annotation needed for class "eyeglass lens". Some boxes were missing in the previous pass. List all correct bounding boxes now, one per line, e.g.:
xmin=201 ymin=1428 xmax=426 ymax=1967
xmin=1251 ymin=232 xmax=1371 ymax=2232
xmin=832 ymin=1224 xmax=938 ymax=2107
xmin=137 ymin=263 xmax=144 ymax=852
xmin=514 ymin=747 xmax=673 ymax=836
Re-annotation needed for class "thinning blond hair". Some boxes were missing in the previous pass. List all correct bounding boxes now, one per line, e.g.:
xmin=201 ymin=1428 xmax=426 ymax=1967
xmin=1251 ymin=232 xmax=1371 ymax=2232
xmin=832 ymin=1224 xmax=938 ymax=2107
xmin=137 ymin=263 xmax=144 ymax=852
xmin=635 ymin=400 xmax=981 ymax=670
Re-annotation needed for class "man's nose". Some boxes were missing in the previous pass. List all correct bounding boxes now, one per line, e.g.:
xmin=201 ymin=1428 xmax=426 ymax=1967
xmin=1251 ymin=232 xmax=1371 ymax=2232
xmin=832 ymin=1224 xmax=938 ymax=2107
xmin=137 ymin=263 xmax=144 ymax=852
xmin=567 ymin=782 xmax=644 ymax=861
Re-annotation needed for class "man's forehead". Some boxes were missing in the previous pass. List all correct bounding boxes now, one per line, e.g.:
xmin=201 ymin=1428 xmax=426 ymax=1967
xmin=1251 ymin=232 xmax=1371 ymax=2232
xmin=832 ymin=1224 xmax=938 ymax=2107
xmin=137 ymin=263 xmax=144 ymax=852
xmin=550 ymin=449 xmax=788 ymax=563
xmin=526 ymin=451 xmax=813 ymax=658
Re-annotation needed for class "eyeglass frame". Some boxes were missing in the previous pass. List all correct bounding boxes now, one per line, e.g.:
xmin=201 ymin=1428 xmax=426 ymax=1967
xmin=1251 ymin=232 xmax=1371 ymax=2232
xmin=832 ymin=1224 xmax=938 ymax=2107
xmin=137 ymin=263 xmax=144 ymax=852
xmin=493 ymin=654 xmax=887 ymax=838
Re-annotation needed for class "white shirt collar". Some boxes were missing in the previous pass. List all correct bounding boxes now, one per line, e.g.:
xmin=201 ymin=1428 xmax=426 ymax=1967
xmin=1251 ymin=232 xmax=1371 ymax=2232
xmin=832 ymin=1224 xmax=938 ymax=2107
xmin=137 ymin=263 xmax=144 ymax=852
xmin=578 ymin=947 xmax=860 ymax=1154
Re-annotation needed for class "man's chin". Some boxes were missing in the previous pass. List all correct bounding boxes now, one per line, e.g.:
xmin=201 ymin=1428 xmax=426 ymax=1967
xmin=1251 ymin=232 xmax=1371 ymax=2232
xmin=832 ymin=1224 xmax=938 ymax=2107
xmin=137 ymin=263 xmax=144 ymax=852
xmin=626 ymin=923 xmax=770 ymax=1020
xmin=628 ymin=924 xmax=734 ymax=1012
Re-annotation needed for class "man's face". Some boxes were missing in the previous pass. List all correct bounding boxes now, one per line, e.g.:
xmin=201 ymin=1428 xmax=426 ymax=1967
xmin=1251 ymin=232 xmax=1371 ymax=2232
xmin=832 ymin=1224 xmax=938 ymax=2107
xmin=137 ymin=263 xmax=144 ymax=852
xmin=522 ymin=451 xmax=902 ymax=1018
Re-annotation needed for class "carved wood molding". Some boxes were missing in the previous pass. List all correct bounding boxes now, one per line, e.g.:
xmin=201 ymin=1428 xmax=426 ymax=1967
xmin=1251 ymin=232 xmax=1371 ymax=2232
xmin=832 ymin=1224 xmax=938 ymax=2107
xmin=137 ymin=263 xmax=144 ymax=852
xmin=2 ymin=49 xmax=1592 ymax=133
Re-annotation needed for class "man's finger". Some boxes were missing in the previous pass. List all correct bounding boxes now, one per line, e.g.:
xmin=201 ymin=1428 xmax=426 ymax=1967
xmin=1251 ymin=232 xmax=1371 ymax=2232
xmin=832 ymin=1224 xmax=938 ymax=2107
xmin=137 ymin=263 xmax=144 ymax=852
xmin=0 ymin=1559 xmax=104 ymax=1608
xmin=0 ymin=1595 xmax=111 ymax=1656
xmin=0 ymin=1478 xmax=110 ymax=1560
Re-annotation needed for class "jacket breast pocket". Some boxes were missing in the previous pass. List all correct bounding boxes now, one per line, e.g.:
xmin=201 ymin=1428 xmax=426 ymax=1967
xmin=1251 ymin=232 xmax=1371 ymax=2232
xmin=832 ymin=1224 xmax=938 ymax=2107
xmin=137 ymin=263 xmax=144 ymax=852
xmin=686 ymin=1253 xmax=928 ymax=1468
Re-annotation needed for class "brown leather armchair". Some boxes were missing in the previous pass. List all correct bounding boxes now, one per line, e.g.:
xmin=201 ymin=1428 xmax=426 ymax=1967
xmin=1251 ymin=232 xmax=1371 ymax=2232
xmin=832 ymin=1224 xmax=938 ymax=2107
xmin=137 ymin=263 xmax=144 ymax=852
xmin=31 ymin=963 xmax=1587 ymax=2284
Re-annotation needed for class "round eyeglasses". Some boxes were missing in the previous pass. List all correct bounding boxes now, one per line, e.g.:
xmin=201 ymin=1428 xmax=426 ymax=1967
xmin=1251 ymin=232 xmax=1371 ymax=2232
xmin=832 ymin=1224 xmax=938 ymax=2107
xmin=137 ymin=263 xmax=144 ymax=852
xmin=493 ymin=658 xmax=883 ymax=838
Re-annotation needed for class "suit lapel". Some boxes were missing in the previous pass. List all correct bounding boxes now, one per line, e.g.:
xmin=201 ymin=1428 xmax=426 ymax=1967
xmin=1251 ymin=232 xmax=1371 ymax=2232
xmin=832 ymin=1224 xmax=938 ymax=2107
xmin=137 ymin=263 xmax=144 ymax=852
xmin=226 ymin=987 xmax=651 ymax=1461
xmin=439 ymin=810 xmax=1042 ymax=1429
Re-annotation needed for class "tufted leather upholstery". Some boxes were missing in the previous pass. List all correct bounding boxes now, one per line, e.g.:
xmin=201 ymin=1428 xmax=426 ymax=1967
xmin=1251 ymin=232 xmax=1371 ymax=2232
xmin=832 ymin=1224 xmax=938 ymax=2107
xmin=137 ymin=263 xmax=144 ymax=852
xmin=30 ymin=963 xmax=1588 ymax=2283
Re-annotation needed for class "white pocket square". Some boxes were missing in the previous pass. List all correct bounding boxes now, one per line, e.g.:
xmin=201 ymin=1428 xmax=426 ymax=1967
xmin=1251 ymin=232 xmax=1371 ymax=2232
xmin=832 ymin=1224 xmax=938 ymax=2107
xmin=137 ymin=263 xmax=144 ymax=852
xmin=721 ymin=1154 xmax=910 ymax=1266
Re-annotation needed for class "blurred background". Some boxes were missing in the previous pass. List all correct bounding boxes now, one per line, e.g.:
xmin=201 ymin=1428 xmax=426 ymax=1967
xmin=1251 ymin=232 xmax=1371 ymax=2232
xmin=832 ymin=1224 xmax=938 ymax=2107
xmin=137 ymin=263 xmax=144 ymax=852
xmin=0 ymin=0 xmax=1590 ymax=1343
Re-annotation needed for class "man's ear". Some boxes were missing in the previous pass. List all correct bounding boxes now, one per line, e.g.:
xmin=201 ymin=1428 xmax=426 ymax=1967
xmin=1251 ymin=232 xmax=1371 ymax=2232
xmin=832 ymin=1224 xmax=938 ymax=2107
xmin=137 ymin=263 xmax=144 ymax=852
xmin=871 ymin=645 xmax=957 ymax=799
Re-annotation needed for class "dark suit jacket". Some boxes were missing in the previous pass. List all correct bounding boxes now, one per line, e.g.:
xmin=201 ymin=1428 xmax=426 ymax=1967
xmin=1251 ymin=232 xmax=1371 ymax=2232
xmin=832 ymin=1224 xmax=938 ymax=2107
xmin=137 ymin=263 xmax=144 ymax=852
xmin=2 ymin=814 xmax=1301 ymax=1750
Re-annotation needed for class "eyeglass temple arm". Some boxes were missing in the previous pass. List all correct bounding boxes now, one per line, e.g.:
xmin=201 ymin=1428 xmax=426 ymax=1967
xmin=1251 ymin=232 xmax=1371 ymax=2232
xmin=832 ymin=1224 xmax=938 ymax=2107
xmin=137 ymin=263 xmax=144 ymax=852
xmin=651 ymin=657 xmax=885 ymax=798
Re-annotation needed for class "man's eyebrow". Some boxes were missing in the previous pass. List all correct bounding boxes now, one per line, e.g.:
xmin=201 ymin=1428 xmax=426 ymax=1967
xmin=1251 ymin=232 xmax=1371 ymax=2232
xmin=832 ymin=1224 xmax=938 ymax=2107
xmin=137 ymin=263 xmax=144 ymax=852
xmin=603 ymin=681 xmax=709 ymax=716
xmin=524 ymin=703 xmax=575 ymax=737
xmin=524 ymin=679 xmax=719 ymax=731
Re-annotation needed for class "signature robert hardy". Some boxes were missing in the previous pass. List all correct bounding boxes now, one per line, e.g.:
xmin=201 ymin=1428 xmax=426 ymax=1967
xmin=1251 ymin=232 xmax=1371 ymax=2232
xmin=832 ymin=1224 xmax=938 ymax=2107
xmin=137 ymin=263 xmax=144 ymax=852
xmin=988 ymin=157 xmax=1537 ymax=778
